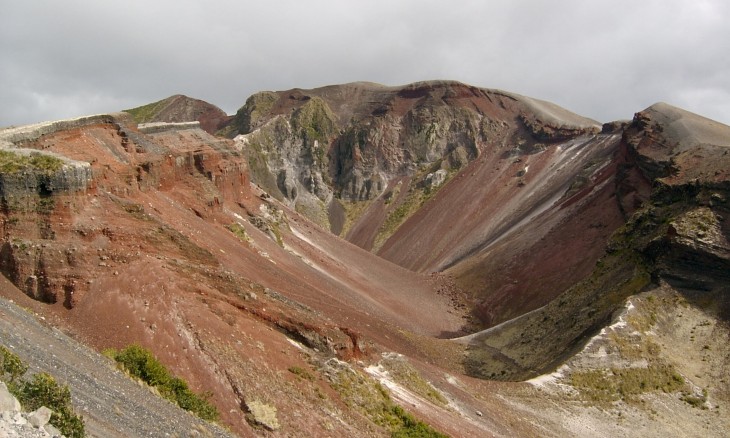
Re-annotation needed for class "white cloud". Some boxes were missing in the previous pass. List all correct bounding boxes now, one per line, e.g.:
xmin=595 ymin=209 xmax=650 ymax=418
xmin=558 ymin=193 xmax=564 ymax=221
xmin=1 ymin=0 xmax=728 ymax=127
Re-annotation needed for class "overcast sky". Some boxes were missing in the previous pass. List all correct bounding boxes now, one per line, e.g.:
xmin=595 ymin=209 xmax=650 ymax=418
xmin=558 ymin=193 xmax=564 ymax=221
xmin=1 ymin=0 xmax=729 ymax=127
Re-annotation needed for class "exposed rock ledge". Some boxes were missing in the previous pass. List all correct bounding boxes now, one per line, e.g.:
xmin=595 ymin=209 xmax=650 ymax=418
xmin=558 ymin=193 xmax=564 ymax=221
xmin=138 ymin=121 xmax=200 ymax=134
xmin=0 ymin=114 xmax=136 ymax=196
xmin=0 ymin=114 xmax=129 ymax=147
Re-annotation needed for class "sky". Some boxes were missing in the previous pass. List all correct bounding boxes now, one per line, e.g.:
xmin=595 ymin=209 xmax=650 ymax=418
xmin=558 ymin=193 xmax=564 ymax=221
xmin=1 ymin=0 xmax=729 ymax=127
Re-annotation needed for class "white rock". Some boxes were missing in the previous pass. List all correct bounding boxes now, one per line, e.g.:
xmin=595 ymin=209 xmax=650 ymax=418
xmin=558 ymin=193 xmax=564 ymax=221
xmin=0 ymin=382 xmax=21 ymax=412
xmin=28 ymin=406 xmax=53 ymax=428
xmin=45 ymin=422 xmax=63 ymax=437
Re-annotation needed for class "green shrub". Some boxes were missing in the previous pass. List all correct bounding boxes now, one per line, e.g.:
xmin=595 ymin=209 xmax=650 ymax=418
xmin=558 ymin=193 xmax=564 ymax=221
xmin=0 ymin=346 xmax=85 ymax=438
xmin=227 ymin=222 xmax=250 ymax=242
xmin=330 ymin=366 xmax=447 ymax=437
xmin=15 ymin=373 xmax=85 ymax=437
xmin=389 ymin=405 xmax=448 ymax=438
xmin=162 ymin=377 xmax=219 ymax=421
xmin=113 ymin=344 xmax=171 ymax=387
xmin=0 ymin=345 xmax=28 ymax=381
xmin=109 ymin=344 xmax=219 ymax=421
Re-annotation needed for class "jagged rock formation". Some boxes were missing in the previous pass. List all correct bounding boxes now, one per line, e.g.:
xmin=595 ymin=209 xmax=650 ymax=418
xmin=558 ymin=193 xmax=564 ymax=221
xmin=223 ymin=81 xmax=600 ymax=237
xmin=0 ymin=113 xmax=250 ymax=309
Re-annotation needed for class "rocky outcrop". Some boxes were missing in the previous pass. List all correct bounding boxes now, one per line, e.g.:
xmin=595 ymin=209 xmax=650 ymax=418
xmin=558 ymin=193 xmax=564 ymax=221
xmin=228 ymin=81 xmax=600 ymax=234
xmin=0 ymin=115 xmax=110 ymax=199
xmin=0 ymin=114 xmax=124 ymax=146
xmin=0 ymin=383 xmax=63 ymax=438
xmin=463 ymin=103 xmax=730 ymax=380
xmin=0 ymin=113 xmax=250 ymax=307
xmin=137 ymin=121 xmax=200 ymax=134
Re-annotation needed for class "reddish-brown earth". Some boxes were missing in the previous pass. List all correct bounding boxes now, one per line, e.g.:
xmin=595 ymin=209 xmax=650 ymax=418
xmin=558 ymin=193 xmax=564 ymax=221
xmin=1 ymin=83 xmax=729 ymax=437
xmin=224 ymin=81 xmax=620 ymax=327
xmin=0 ymin=114 xmax=474 ymax=436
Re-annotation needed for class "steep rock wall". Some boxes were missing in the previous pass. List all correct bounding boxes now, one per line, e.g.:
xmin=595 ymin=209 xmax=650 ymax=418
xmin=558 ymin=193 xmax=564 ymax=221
xmin=229 ymin=81 xmax=600 ymax=236
xmin=0 ymin=114 xmax=250 ymax=308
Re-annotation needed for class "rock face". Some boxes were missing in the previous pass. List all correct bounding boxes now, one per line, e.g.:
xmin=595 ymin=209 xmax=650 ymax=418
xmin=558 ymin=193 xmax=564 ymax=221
xmin=0 ymin=113 xmax=250 ymax=308
xmin=224 ymin=82 xmax=626 ymax=333
xmin=225 ymin=81 xmax=600 ymax=234
xmin=0 ymin=107 xmax=469 ymax=436
xmin=462 ymin=102 xmax=730 ymax=381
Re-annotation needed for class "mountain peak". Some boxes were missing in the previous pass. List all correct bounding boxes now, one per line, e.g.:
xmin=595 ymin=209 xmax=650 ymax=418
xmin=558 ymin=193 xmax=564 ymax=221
xmin=124 ymin=94 xmax=231 ymax=134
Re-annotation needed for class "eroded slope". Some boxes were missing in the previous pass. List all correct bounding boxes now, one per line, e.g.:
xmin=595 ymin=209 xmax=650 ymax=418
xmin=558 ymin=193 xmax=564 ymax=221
xmin=0 ymin=114 xmax=472 ymax=436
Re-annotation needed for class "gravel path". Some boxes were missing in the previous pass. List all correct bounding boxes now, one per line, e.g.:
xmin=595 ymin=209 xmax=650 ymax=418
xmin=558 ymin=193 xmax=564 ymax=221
xmin=0 ymin=296 xmax=236 ymax=438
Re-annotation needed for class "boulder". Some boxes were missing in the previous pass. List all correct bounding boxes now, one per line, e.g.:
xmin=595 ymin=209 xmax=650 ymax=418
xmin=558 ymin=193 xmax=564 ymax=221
xmin=28 ymin=406 xmax=53 ymax=428
xmin=0 ymin=382 xmax=20 ymax=412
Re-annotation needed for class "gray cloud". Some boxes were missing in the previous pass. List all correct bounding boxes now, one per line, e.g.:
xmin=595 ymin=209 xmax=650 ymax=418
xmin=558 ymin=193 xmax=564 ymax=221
xmin=1 ymin=0 xmax=729 ymax=127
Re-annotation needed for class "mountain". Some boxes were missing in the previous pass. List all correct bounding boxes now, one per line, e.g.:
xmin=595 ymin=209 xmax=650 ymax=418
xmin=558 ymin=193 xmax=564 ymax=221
xmin=124 ymin=94 xmax=232 ymax=134
xmin=0 ymin=82 xmax=728 ymax=437
xmin=218 ymin=81 xmax=622 ymax=330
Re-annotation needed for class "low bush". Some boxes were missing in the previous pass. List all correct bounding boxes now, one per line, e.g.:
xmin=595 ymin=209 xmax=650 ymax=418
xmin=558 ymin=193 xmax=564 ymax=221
xmin=0 ymin=345 xmax=85 ymax=437
xmin=106 ymin=344 xmax=219 ymax=421
xmin=0 ymin=345 xmax=28 ymax=381
xmin=389 ymin=405 xmax=448 ymax=438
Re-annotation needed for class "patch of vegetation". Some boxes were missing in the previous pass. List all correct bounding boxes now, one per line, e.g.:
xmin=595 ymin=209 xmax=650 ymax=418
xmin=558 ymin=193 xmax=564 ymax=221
xmin=569 ymin=364 xmax=685 ymax=404
xmin=270 ymin=221 xmax=285 ymax=247
xmin=291 ymin=97 xmax=337 ymax=146
xmin=1 ymin=345 xmax=85 ymax=437
xmin=607 ymin=333 xmax=661 ymax=362
xmin=288 ymin=366 xmax=315 ymax=381
xmin=626 ymin=295 xmax=659 ymax=333
xmin=227 ymin=222 xmax=250 ymax=243
xmin=123 ymin=99 xmax=170 ymax=124
xmin=1 ymin=345 xmax=28 ymax=381
xmin=374 ymin=166 xmax=454 ymax=251
xmin=329 ymin=365 xmax=447 ymax=437
xmin=681 ymin=389 xmax=708 ymax=409
xmin=381 ymin=356 xmax=447 ymax=406
xmin=105 ymin=344 xmax=219 ymax=421
xmin=0 ymin=150 xmax=64 ymax=175
xmin=339 ymin=199 xmax=374 ymax=237
xmin=389 ymin=405 xmax=448 ymax=438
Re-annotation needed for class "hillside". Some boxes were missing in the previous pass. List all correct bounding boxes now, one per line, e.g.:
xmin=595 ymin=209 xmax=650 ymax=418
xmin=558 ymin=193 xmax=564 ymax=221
xmin=124 ymin=95 xmax=232 ymax=134
xmin=0 ymin=82 xmax=728 ymax=437
xmin=219 ymin=81 xmax=620 ymax=328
